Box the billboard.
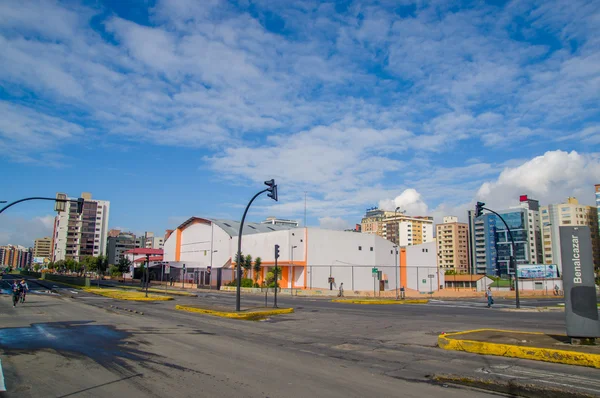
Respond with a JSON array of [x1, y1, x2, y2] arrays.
[[33, 257, 46, 265], [516, 264, 558, 279]]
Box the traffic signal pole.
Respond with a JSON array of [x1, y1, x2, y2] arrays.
[[0, 197, 75, 215], [235, 180, 278, 312], [476, 202, 521, 309]]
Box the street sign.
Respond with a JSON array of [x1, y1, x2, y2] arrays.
[[165, 265, 170, 274], [428, 274, 435, 278], [422, 279, 426, 284], [372, 267, 378, 275]]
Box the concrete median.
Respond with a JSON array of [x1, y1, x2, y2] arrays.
[[438, 329, 600, 369], [176, 305, 293, 320]]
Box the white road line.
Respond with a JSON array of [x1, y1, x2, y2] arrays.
[[0, 358, 6, 392], [481, 370, 600, 394]]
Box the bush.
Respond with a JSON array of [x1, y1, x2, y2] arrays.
[[109, 265, 122, 277], [227, 278, 254, 288]]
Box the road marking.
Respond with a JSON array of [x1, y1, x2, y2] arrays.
[[0, 358, 6, 392], [477, 369, 600, 394]]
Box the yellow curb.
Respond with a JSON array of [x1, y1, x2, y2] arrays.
[[85, 288, 174, 301], [175, 305, 294, 320], [331, 299, 429, 305], [438, 329, 600, 369]]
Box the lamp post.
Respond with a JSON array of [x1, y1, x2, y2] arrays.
[[475, 202, 521, 309], [394, 207, 405, 298], [393, 245, 399, 299], [291, 245, 297, 295]]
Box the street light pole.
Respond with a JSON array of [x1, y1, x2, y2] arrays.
[[394, 245, 399, 299]]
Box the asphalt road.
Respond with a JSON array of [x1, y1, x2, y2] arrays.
[[1, 275, 599, 397]]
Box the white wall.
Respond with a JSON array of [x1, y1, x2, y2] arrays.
[[405, 242, 442, 292], [163, 222, 232, 269]]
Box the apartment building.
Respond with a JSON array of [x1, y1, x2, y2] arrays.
[[135, 232, 164, 250], [469, 196, 542, 275], [361, 208, 395, 235], [596, 184, 600, 238], [436, 216, 469, 273], [0, 245, 32, 268], [107, 231, 136, 265], [540, 197, 600, 273], [52, 192, 110, 262], [33, 237, 52, 259], [361, 208, 433, 246]]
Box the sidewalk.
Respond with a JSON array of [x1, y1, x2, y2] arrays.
[[439, 329, 600, 369]]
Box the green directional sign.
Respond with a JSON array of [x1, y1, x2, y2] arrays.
[[372, 267, 378, 275]]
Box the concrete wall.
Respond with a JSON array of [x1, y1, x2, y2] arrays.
[[405, 242, 442, 292]]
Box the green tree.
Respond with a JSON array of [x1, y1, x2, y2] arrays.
[[264, 266, 282, 287], [108, 264, 121, 277], [97, 255, 108, 276], [444, 269, 457, 275], [117, 257, 132, 274], [253, 257, 262, 287], [65, 258, 79, 274], [243, 254, 252, 278], [82, 256, 98, 273], [33, 264, 41, 272]]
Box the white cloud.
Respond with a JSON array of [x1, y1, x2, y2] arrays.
[[476, 150, 600, 208], [378, 189, 429, 215], [318, 216, 351, 231], [0, 214, 55, 247]]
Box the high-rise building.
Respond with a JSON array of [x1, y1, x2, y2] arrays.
[[596, 184, 600, 240], [52, 192, 110, 262], [107, 232, 136, 265], [361, 208, 433, 246], [261, 217, 299, 227], [135, 232, 164, 250], [361, 208, 395, 235], [33, 237, 52, 259], [540, 197, 600, 274], [469, 196, 542, 275], [0, 245, 33, 268], [436, 216, 469, 273]]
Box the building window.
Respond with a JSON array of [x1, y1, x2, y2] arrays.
[[358, 246, 362, 251]]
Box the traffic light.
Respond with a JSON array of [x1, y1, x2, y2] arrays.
[[274, 244, 280, 259], [475, 201, 485, 218], [264, 179, 278, 201], [76, 197, 85, 214]]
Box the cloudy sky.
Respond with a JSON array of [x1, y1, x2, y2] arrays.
[[1, 0, 599, 245]]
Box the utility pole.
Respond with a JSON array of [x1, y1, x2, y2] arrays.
[[274, 244, 280, 308]]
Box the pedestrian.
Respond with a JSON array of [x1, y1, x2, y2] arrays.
[[338, 282, 344, 297], [486, 286, 494, 308], [554, 284, 560, 296]]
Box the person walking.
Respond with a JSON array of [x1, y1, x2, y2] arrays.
[[486, 286, 494, 308], [338, 282, 344, 297]]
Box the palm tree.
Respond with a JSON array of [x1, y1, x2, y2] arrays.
[[243, 254, 252, 279], [253, 257, 262, 286]]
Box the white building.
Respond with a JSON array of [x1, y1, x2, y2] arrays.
[[404, 241, 443, 293], [136, 232, 164, 250], [52, 192, 110, 262], [162, 217, 401, 292]]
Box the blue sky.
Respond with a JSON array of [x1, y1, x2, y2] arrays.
[[1, 0, 599, 246]]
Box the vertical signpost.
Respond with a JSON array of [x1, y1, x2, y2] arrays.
[[182, 264, 186, 289], [372, 267, 378, 297], [560, 226, 600, 342]]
